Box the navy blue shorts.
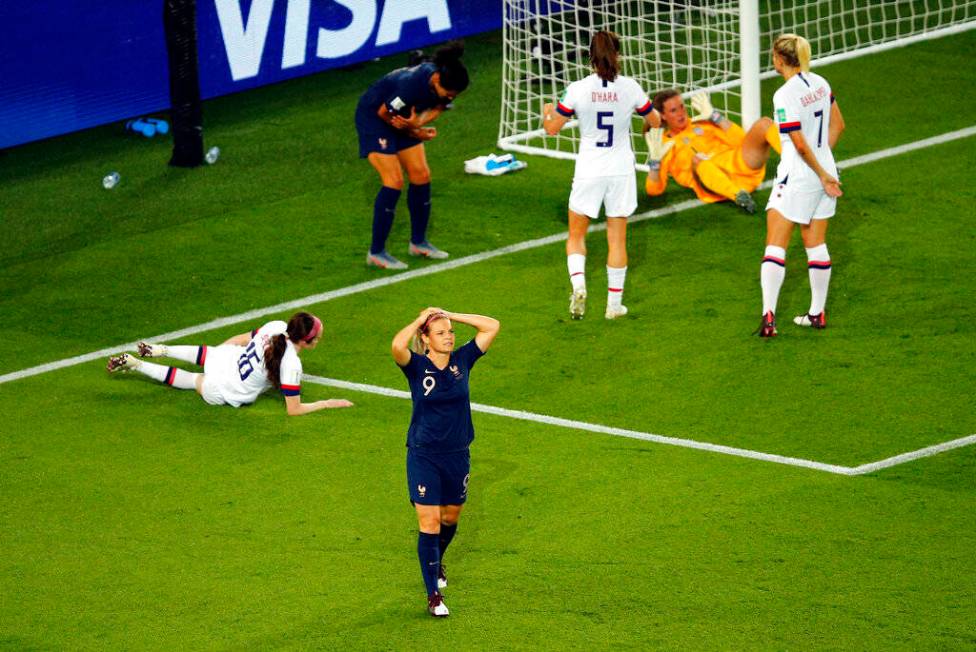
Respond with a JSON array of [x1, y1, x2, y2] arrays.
[[356, 116, 423, 159], [407, 448, 470, 506]]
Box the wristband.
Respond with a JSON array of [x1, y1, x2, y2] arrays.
[[710, 110, 723, 125]]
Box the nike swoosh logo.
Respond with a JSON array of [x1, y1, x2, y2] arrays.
[[425, 369, 437, 374]]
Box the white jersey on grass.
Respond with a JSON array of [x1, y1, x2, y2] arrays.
[[773, 71, 837, 191], [204, 320, 303, 407], [556, 73, 653, 179]]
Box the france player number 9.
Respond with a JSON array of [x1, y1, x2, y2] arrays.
[[422, 375, 436, 396]]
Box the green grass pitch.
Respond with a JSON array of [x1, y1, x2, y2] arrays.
[[2, 28, 975, 650]]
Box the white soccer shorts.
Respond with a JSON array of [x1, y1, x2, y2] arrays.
[[765, 182, 836, 225], [569, 174, 637, 219]]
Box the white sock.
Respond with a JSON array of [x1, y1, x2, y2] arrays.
[[761, 245, 787, 315], [567, 253, 586, 292], [607, 266, 627, 308], [165, 345, 209, 366], [135, 360, 199, 390], [805, 243, 831, 316]]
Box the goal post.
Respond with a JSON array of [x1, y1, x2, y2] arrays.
[[499, 0, 976, 169]]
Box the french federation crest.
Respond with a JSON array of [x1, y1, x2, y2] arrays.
[[417, 484, 427, 498], [378, 137, 388, 150], [449, 365, 462, 379]]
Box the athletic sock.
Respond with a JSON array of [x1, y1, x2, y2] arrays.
[[370, 186, 401, 254], [407, 183, 432, 245], [766, 121, 782, 155], [607, 265, 627, 308], [567, 253, 586, 292], [438, 523, 457, 558], [133, 360, 199, 390], [761, 245, 787, 315], [695, 158, 741, 201], [165, 345, 208, 366], [417, 531, 441, 596], [805, 243, 832, 315]]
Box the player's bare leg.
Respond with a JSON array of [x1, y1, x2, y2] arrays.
[[740, 117, 778, 169], [757, 209, 796, 337], [567, 210, 590, 319], [796, 218, 831, 328], [605, 216, 629, 319]]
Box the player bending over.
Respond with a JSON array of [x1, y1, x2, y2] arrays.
[[644, 90, 782, 213], [106, 311, 354, 415]]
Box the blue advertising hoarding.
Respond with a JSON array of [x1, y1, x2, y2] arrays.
[[0, 0, 503, 149]]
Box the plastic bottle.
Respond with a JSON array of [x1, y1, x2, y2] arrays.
[[126, 119, 156, 137], [102, 172, 120, 189], [205, 146, 220, 165], [145, 118, 169, 135]]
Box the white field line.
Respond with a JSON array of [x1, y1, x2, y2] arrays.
[[3, 125, 973, 388], [306, 375, 976, 476]]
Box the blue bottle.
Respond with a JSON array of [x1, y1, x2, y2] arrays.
[[126, 119, 156, 137], [145, 118, 169, 135]]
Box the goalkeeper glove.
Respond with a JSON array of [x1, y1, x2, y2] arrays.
[[644, 128, 674, 170], [690, 91, 723, 125]]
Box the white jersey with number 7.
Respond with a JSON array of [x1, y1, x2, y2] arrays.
[[773, 70, 838, 191]]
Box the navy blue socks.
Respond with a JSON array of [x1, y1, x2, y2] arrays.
[[438, 522, 457, 558], [370, 186, 401, 254], [417, 531, 440, 596], [407, 182, 431, 245]]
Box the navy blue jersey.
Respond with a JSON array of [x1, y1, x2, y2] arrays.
[[355, 63, 449, 131], [400, 339, 484, 453]]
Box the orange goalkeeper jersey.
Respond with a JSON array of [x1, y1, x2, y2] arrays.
[[645, 121, 765, 203]]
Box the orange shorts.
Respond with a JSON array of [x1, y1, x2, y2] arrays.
[[710, 147, 765, 193]]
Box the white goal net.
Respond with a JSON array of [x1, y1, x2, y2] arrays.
[[499, 0, 976, 169]]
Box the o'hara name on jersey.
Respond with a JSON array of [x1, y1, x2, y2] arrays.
[[591, 91, 619, 103], [800, 86, 828, 107]]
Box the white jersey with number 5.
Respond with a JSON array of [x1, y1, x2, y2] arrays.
[[556, 74, 654, 179], [773, 71, 837, 191]]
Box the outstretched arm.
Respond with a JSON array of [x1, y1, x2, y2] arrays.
[[444, 311, 500, 353], [284, 394, 353, 416]]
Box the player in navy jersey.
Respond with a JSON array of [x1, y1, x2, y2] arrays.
[[356, 42, 470, 271], [391, 307, 500, 617], [757, 34, 845, 337]]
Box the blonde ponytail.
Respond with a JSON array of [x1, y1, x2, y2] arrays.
[[773, 33, 812, 72]]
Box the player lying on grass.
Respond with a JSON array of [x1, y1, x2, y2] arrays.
[[643, 89, 782, 213], [106, 311, 354, 415]]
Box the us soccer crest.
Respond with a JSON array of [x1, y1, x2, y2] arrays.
[[417, 484, 426, 498]]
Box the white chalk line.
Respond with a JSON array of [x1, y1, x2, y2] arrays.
[[3, 126, 976, 475], [305, 375, 976, 477]]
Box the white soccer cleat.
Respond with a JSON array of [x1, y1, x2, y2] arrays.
[[605, 304, 629, 320], [106, 353, 137, 372], [409, 240, 450, 259], [427, 592, 449, 617], [437, 565, 448, 590], [793, 312, 827, 329], [136, 342, 166, 358], [569, 288, 587, 320], [366, 250, 408, 270]]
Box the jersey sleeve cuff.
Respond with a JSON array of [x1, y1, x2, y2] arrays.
[[778, 122, 801, 133], [281, 384, 301, 397], [636, 100, 654, 116], [555, 103, 574, 117]]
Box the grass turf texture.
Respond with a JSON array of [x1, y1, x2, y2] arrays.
[[2, 29, 976, 649]]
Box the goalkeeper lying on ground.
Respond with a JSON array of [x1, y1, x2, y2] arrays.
[[644, 90, 781, 213]]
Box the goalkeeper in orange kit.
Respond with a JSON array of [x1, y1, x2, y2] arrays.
[[644, 89, 782, 213]]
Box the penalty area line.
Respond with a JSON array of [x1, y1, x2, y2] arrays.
[[307, 375, 976, 476], [1, 124, 974, 390]]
